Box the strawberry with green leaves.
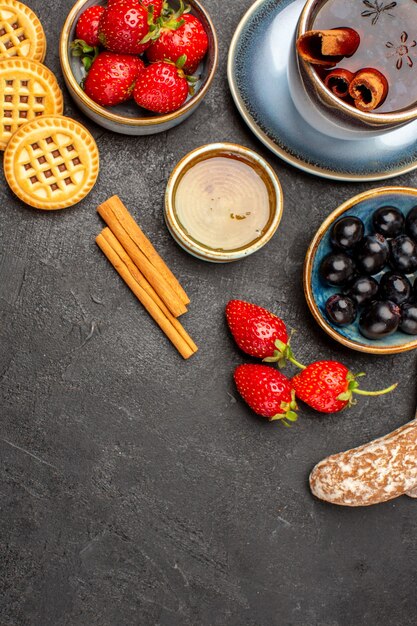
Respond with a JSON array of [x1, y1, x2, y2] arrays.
[[98, 0, 152, 55], [234, 364, 298, 426], [75, 5, 105, 46], [225, 300, 299, 368], [291, 360, 397, 414], [71, 38, 100, 72], [84, 51, 145, 107], [146, 5, 208, 74], [133, 56, 195, 113]]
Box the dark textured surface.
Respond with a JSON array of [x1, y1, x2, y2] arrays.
[[1, 1, 417, 625]]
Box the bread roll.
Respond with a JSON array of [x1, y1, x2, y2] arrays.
[[310, 419, 417, 506]]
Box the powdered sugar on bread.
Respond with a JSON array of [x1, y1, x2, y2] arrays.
[[310, 420, 417, 506]]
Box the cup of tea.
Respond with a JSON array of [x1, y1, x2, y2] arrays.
[[288, 0, 417, 140]]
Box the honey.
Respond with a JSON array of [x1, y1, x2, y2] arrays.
[[313, 0, 417, 112], [173, 153, 274, 252]]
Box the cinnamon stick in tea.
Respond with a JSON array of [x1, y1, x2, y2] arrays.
[[297, 28, 360, 67], [98, 195, 190, 306], [101, 228, 198, 354], [98, 200, 187, 318], [96, 231, 196, 360], [348, 67, 388, 111], [324, 68, 354, 98]]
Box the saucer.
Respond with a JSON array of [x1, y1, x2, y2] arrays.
[[227, 0, 417, 181]]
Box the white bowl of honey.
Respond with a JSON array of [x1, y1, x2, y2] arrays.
[[293, 0, 417, 139], [165, 143, 283, 263]]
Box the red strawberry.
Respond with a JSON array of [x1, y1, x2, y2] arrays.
[[75, 5, 105, 46], [141, 0, 163, 19], [146, 13, 208, 74], [133, 60, 189, 113], [234, 364, 298, 425], [225, 300, 299, 367], [98, 0, 151, 54], [291, 360, 397, 414], [84, 51, 145, 107], [107, 0, 163, 19]]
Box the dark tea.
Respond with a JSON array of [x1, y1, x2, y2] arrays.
[[313, 0, 417, 112]]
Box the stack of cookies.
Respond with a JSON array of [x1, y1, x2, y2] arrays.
[[0, 0, 99, 209]]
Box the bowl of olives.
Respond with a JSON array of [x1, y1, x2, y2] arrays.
[[304, 186, 417, 354]]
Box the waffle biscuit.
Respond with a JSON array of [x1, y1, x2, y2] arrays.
[[0, 58, 63, 150], [4, 115, 99, 210], [0, 0, 46, 62]]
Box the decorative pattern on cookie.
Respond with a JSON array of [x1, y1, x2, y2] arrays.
[[0, 0, 46, 62], [3, 115, 99, 210], [0, 58, 63, 150]]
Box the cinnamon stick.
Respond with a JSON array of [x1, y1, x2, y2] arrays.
[[324, 68, 354, 98], [98, 195, 190, 305], [97, 200, 187, 318], [297, 28, 360, 67], [101, 227, 198, 354], [96, 231, 196, 359], [348, 67, 388, 111]]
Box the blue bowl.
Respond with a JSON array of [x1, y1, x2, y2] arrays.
[[304, 187, 417, 354]]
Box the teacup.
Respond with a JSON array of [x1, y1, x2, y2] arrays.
[[289, 0, 417, 140]]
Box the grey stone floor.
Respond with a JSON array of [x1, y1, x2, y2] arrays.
[[1, 0, 417, 624]]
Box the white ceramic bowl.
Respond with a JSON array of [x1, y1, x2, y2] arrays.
[[59, 0, 218, 135], [165, 143, 283, 263], [293, 0, 417, 140]]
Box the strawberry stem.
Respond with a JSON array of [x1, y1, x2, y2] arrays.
[[169, 0, 189, 21], [176, 54, 187, 69], [263, 338, 305, 370], [139, 6, 162, 44], [353, 382, 398, 397], [288, 356, 306, 370], [270, 390, 298, 426], [337, 372, 397, 406], [70, 39, 99, 72], [142, 0, 189, 44]]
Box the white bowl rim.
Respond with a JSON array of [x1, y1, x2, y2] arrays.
[[298, 0, 417, 125], [59, 0, 218, 127], [164, 142, 284, 262]]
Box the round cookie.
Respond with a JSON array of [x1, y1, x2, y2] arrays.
[[4, 115, 100, 210], [0, 0, 46, 62], [0, 57, 63, 150]]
